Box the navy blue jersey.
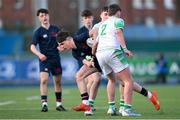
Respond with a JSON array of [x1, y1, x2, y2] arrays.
[[31, 25, 62, 75], [72, 26, 91, 59], [32, 25, 60, 57], [72, 26, 102, 72]]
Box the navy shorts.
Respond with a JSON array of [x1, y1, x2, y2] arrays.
[[39, 57, 62, 75]]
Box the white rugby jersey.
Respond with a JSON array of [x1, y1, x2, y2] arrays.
[[97, 16, 124, 52], [92, 22, 102, 30]]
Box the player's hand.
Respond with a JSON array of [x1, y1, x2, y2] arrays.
[[83, 58, 94, 67], [57, 43, 65, 52], [124, 49, 133, 58], [38, 53, 47, 61]]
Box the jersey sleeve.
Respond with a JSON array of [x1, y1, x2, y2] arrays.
[[73, 27, 89, 42], [31, 30, 39, 45], [92, 23, 100, 30], [73, 32, 89, 42], [114, 18, 124, 29]]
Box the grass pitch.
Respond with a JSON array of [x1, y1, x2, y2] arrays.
[[0, 85, 180, 119]]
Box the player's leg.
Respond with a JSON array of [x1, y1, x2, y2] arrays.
[[87, 72, 101, 111], [87, 57, 102, 111], [40, 72, 49, 112], [86, 77, 93, 94], [106, 72, 116, 115], [53, 75, 66, 111], [75, 65, 100, 111], [133, 82, 160, 110], [51, 58, 66, 111], [119, 81, 160, 110], [72, 65, 93, 115], [116, 68, 141, 116], [118, 82, 125, 114], [96, 50, 117, 115]]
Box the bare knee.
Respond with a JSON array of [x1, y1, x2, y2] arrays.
[[40, 78, 48, 85]]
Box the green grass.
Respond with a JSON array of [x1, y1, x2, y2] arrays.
[[0, 85, 180, 119]]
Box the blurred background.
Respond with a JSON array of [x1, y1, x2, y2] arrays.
[[0, 0, 179, 86]]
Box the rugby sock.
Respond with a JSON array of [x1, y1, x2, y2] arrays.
[[41, 95, 47, 106], [89, 99, 95, 108], [119, 99, 125, 108], [55, 92, 62, 107], [140, 87, 152, 98], [140, 87, 148, 97], [41, 95, 47, 102], [81, 92, 89, 105], [147, 91, 152, 98], [108, 101, 115, 109], [124, 104, 132, 110]]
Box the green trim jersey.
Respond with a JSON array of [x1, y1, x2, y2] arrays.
[[92, 22, 102, 30], [97, 16, 124, 52]]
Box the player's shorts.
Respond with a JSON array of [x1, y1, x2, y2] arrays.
[[93, 56, 102, 73], [96, 49, 129, 75], [39, 56, 62, 75]]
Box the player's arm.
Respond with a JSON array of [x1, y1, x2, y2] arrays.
[[115, 19, 133, 58], [90, 26, 99, 56], [30, 31, 47, 61], [91, 36, 98, 56], [30, 44, 47, 61]]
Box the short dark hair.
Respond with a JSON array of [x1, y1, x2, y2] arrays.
[[57, 31, 70, 43], [101, 6, 108, 13], [37, 8, 49, 16], [81, 9, 93, 17], [108, 4, 121, 16]]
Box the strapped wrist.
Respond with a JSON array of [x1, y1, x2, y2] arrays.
[[122, 47, 128, 51]]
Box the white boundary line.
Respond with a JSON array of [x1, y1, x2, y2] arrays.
[[0, 101, 15, 106], [26, 96, 39, 101]]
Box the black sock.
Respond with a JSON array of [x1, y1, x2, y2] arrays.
[[55, 92, 62, 102], [41, 95, 47, 102], [140, 87, 148, 97], [81, 92, 89, 100]]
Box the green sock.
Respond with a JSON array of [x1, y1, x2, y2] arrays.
[[89, 99, 94, 108], [124, 104, 132, 110], [119, 99, 124, 108], [108, 101, 115, 108]]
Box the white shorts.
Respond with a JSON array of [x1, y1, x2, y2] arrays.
[[96, 49, 129, 75]]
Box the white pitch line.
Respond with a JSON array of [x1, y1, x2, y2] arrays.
[[26, 96, 39, 101], [0, 101, 15, 106]]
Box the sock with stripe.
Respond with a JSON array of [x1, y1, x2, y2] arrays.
[[41, 95, 48, 106], [55, 92, 62, 107], [119, 99, 125, 109], [108, 101, 115, 109], [81, 92, 89, 105], [89, 99, 95, 108], [124, 104, 132, 110]]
